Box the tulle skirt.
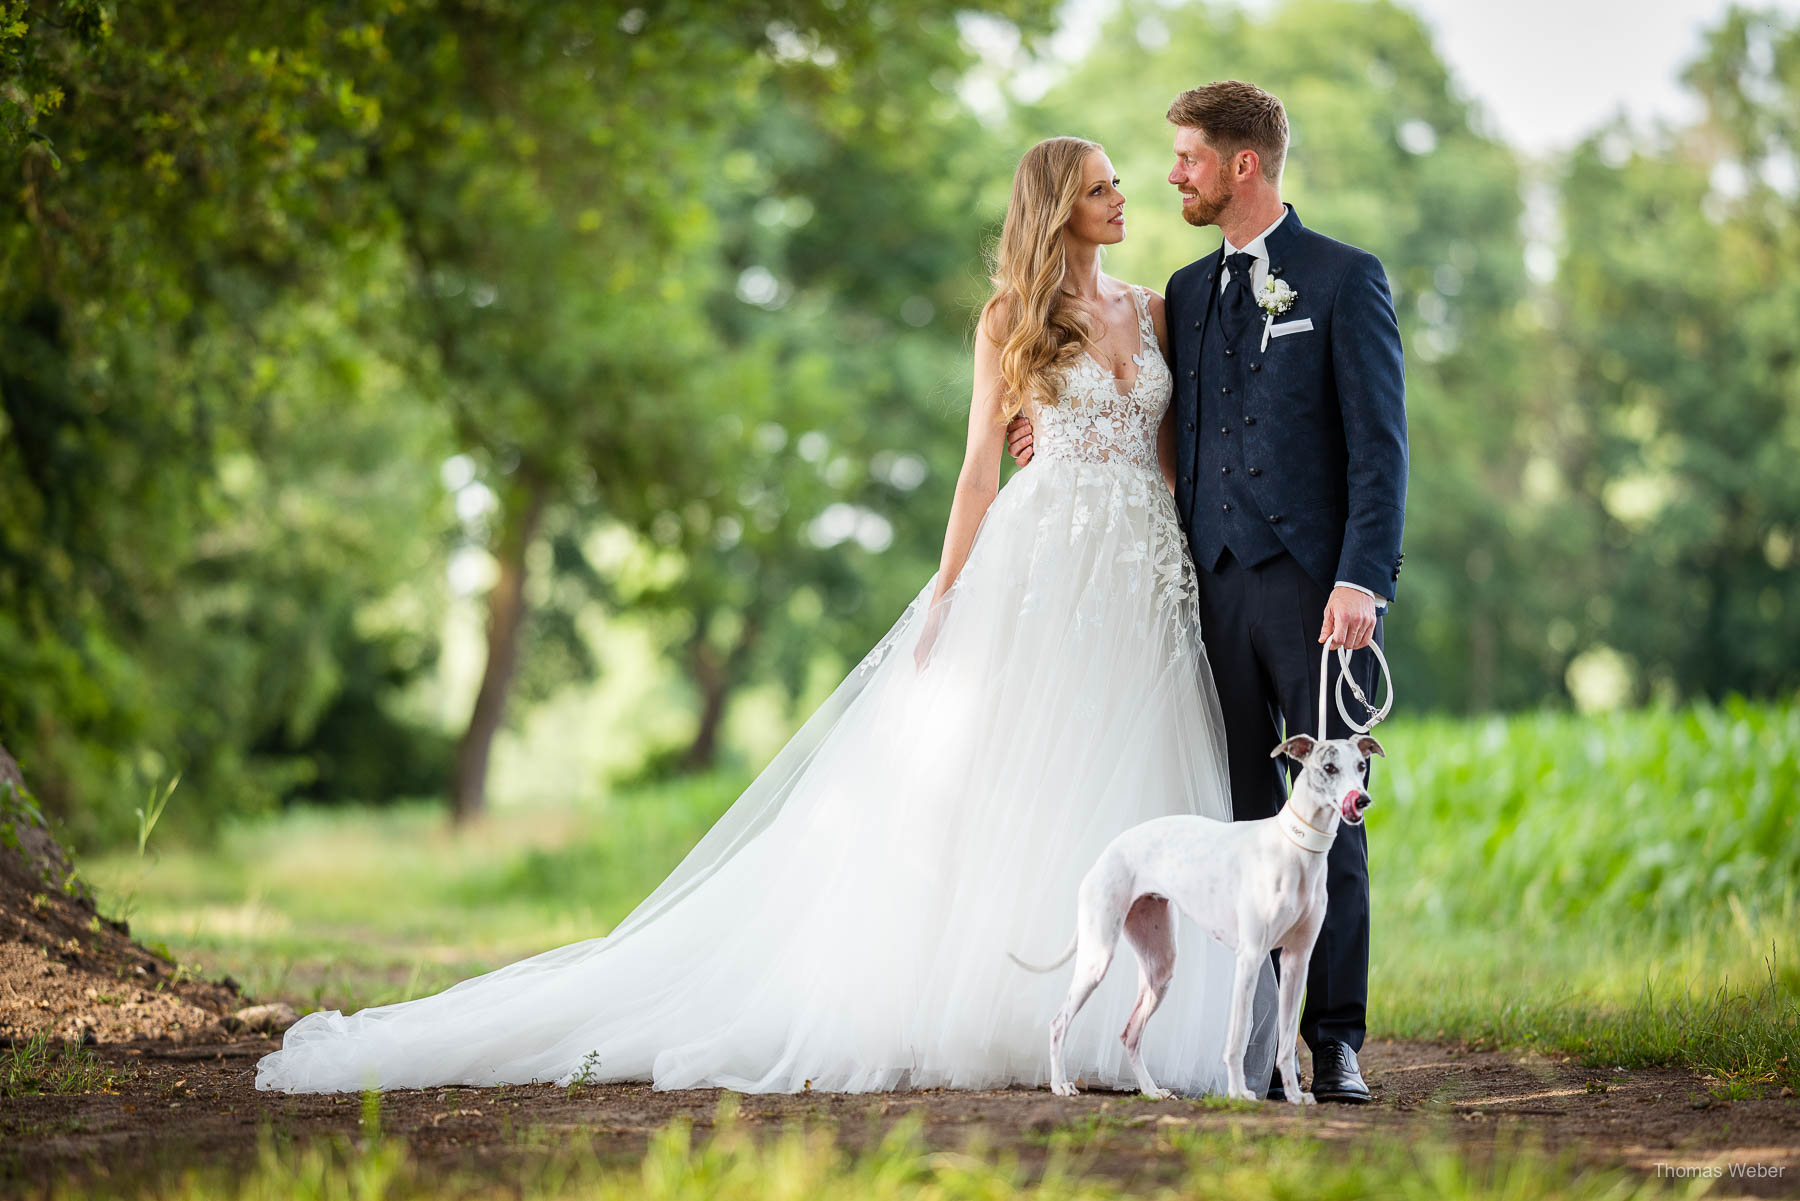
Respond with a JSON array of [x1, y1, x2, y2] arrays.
[[256, 458, 1277, 1095]]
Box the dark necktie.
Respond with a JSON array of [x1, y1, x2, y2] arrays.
[[1222, 250, 1257, 340]]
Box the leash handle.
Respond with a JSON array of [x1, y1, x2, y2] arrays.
[[1317, 640, 1393, 737]]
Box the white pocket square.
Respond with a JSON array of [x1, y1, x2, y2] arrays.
[[1269, 318, 1314, 337]]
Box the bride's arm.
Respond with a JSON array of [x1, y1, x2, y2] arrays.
[[928, 309, 1010, 608], [1148, 290, 1178, 495]]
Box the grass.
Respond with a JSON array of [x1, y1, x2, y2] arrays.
[[83, 772, 749, 1012], [79, 699, 1800, 1088], [40, 1094, 1686, 1201], [2, 1032, 127, 1097], [1367, 697, 1800, 1087]]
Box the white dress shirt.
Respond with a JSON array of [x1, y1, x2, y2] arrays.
[[1217, 209, 1386, 606], [1218, 208, 1288, 297]]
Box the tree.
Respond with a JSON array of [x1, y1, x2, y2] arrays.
[[2, 2, 456, 843], [610, 19, 1041, 770], [1544, 6, 1800, 702], [324, 1, 1055, 816]]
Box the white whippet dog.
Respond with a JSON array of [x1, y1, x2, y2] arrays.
[[1009, 732, 1383, 1102]]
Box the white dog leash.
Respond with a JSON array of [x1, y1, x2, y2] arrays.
[[1272, 641, 1395, 848], [1316, 639, 1393, 739]]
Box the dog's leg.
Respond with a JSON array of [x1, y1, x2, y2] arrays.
[[1048, 935, 1114, 1097], [1118, 894, 1177, 1099], [1048, 869, 1135, 1097], [1221, 946, 1264, 1101], [1273, 939, 1316, 1105]]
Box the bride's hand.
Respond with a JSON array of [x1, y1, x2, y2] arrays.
[[1006, 415, 1034, 466], [914, 595, 952, 671]]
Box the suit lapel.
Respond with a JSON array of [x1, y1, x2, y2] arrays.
[[1186, 244, 1225, 367], [1261, 202, 1302, 283], [1241, 204, 1304, 357]]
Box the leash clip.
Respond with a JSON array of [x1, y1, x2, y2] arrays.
[[1317, 641, 1393, 738]]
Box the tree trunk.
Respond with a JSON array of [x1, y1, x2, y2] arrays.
[[678, 615, 761, 772], [451, 473, 549, 823]]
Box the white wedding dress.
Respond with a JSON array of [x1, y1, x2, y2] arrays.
[[256, 284, 1277, 1096]]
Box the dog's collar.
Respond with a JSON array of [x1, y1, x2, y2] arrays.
[[1276, 802, 1335, 853]]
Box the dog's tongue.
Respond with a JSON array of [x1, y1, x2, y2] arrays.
[[1340, 791, 1363, 822]]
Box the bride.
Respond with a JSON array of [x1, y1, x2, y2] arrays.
[[256, 136, 1277, 1097]]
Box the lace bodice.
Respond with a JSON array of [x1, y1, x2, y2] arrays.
[[1026, 285, 1171, 471]]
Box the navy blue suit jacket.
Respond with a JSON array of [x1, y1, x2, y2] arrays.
[[1165, 204, 1408, 600]]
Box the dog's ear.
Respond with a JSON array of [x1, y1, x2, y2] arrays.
[[1355, 734, 1386, 759], [1270, 734, 1316, 761]]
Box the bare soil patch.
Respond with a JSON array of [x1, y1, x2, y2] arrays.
[[0, 747, 241, 1048], [3, 1034, 1796, 1197]]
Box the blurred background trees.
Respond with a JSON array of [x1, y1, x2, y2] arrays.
[[3, 0, 1796, 846]]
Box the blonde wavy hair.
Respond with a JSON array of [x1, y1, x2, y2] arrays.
[[979, 136, 1105, 422]]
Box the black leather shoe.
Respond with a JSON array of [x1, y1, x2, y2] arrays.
[[1308, 1040, 1371, 1103]]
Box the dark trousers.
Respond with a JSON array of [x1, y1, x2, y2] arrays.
[[1194, 548, 1377, 1060]]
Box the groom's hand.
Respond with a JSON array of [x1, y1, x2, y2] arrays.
[[1319, 586, 1378, 650], [1005, 414, 1034, 466]]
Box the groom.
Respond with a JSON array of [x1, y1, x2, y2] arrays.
[[1009, 81, 1408, 1103], [1160, 79, 1406, 1103]]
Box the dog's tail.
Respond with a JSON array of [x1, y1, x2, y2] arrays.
[[1007, 933, 1078, 974]]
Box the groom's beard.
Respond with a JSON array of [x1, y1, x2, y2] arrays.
[[1181, 168, 1233, 228]]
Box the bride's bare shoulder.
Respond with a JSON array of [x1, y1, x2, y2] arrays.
[[1112, 279, 1166, 326], [978, 293, 1014, 345], [1105, 276, 1163, 306]]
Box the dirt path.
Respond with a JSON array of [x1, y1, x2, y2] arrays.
[[4, 1035, 1797, 1197]]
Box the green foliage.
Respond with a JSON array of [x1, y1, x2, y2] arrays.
[[1541, 7, 1800, 704], [1, 4, 459, 843], [0, 772, 47, 856], [1377, 698, 1799, 936], [134, 773, 178, 857], [4, 0, 1799, 845]]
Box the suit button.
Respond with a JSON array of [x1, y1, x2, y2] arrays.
[[1244, 416, 1256, 426], [1224, 348, 1235, 357], [1185, 422, 1195, 431], [1250, 362, 1261, 372], [1193, 321, 1201, 330], [1248, 467, 1261, 477], [1269, 514, 1283, 524], [1221, 386, 1231, 395], [1222, 503, 1232, 512], [1181, 475, 1191, 485], [1219, 426, 1229, 435], [1187, 369, 1196, 379], [1220, 466, 1231, 475]]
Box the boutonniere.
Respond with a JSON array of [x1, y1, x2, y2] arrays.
[[1256, 275, 1297, 351]]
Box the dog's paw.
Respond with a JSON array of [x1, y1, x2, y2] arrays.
[[1232, 1087, 1259, 1102], [1296, 1091, 1316, 1105], [1050, 1081, 1079, 1097], [1141, 1087, 1175, 1101]]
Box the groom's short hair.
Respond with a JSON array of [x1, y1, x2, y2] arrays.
[[1167, 82, 1288, 183]]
